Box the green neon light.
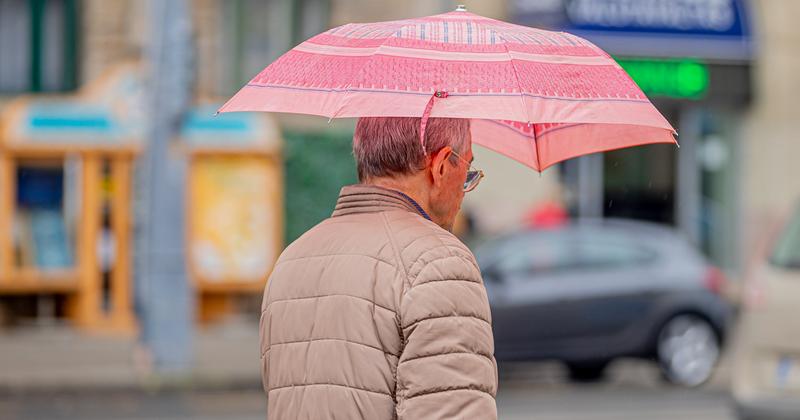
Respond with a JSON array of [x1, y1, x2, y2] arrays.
[[616, 57, 710, 100]]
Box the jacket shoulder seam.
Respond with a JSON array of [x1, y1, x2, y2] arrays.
[[380, 213, 408, 280], [380, 212, 409, 384]]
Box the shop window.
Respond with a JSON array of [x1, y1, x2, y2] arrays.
[[697, 110, 741, 272], [602, 143, 677, 224], [13, 159, 78, 270], [0, 0, 79, 93], [602, 106, 679, 224]]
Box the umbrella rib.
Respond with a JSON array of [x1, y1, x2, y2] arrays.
[[494, 32, 541, 172]]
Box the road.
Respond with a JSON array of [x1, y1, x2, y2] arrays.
[[0, 360, 736, 420], [496, 359, 734, 420]]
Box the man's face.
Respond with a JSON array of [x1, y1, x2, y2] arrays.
[[428, 140, 473, 232]]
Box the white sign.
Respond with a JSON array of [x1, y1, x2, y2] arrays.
[[566, 0, 736, 31]]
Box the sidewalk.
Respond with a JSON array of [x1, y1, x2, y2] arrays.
[[0, 317, 733, 393], [0, 318, 262, 392]]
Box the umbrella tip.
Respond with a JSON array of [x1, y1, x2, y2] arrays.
[[455, 4, 467, 12]]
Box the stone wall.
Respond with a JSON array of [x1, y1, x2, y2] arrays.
[[80, 0, 142, 85]]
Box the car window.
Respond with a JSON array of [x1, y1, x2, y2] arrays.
[[576, 241, 655, 269], [495, 235, 578, 275], [772, 206, 800, 269], [493, 232, 655, 277]]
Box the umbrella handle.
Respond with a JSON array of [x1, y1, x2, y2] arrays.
[[419, 90, 448, 156]]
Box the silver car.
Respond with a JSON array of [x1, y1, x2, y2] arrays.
[[475, 219, 732, 387]]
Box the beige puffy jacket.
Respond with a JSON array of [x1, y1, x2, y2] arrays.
[[260, 184, 497, 419]]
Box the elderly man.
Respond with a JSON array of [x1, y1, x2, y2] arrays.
[[259, 117, 497, 419]]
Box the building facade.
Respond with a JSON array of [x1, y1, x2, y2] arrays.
[[509, 0, 799, 284], [1, 0, 798, 329]]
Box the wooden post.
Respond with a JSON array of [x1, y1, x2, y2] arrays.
[[73, 154, 102, 328], [0, 154, 14, 281], [108, 156, 135, 331]]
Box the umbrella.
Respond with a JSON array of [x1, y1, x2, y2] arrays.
[[218, 6, 676, 172]]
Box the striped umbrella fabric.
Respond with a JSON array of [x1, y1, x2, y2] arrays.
[[219, 8, 676, 171]]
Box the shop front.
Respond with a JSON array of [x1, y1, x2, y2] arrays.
[[512, 0, 754, 272], [0, 64, 284, 331]]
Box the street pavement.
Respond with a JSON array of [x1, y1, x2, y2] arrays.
[[0, 319, 262, 390], [0, 318, 737, 419], [497, 361, 734, 420], [0, 360, 736, 420]]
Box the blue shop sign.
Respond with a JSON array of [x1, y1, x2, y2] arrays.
[[181, 105, 266, 146], [512, 0, 754, 61], [19, 103, 134, 143]]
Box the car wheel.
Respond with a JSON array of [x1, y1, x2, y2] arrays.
[[566, 361, 609, 382], [657, 314, 720, 387]]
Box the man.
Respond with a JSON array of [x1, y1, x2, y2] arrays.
[[260, 117, 497, 419]]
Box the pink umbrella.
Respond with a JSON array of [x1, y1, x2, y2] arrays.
[[218, 6, 676, 172]]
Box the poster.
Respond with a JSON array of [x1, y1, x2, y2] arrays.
[[189, 156, 280, 282]]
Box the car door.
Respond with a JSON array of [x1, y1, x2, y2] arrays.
[[553, 232, 658, 343], [487, 232, 586, 359], [487, 229, 658, 360]]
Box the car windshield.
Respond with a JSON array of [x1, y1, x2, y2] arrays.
[[771, 205, 800, 269]]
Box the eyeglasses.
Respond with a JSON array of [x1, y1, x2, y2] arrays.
[[450, 150, 485, 193]]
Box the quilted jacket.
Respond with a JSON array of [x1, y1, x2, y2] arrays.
[[260, 184, 498, 419]]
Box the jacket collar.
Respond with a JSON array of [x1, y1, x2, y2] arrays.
[[332, 184, 428, 219]]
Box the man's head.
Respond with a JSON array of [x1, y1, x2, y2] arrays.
[[353, 117, 473, 231]]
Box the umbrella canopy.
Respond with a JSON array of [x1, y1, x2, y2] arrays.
[[219, 7, 676, 171]]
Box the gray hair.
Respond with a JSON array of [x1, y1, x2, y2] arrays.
[[353, 117, 470, 181]]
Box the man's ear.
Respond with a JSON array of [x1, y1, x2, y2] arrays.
[[429, 146, 452, 186]]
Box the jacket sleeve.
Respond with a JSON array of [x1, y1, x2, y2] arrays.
[[395, 253, 498, 420]]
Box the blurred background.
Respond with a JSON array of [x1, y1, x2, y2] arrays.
[[0, 0, 798, 419]]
